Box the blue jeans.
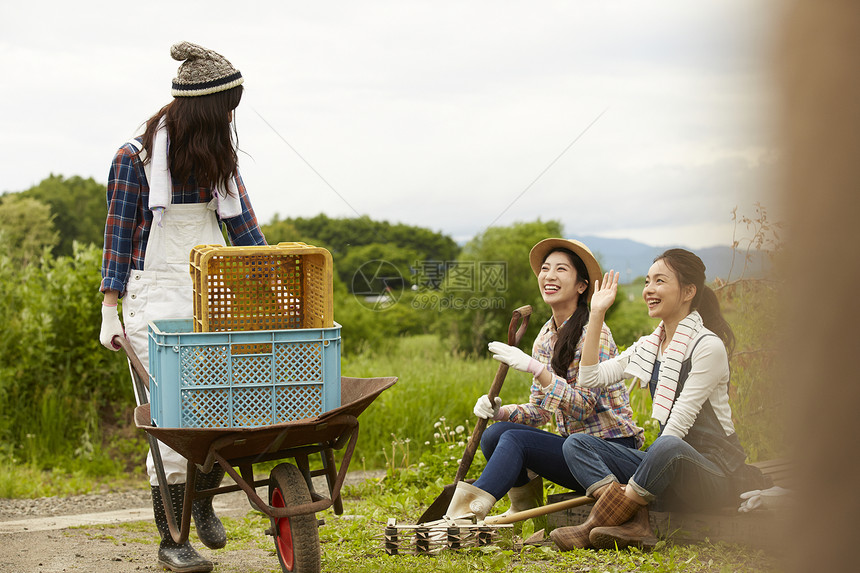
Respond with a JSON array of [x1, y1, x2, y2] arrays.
[[562, 433, 736, 511], [472, 422, 637, 500]]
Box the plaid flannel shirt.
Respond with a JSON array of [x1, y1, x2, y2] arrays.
[[100, 140, 266, 295], [502, 317, 644, 448]]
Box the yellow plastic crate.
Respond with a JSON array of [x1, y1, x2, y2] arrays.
[[190, 242, 333, 332]]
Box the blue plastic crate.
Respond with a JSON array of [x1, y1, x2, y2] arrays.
[[148, 319, 341, 428]]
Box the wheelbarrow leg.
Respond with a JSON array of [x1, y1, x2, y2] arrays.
[[322, 448, 344, 515], [294, 454, 317, 499], [148, 434, 193, 545]]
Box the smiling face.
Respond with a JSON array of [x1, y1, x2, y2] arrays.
[[538, 250, 587, 315], [643, 259, 696, 324]]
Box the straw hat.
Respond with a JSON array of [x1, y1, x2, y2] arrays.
[[528, 238, 602, 301]]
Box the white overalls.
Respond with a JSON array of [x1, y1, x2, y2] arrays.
[[123, 199, 225, 485]]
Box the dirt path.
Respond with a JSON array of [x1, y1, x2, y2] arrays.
[[0, 471, 384, 573]]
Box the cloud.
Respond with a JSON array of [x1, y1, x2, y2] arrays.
[[0, 0, 783, 249]]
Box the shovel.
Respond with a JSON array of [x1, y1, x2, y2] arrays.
[[484, 494, 594, 525], [416, 304, 533, 524]]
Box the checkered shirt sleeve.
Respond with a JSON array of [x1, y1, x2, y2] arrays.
[[100, 141, 266, 295]]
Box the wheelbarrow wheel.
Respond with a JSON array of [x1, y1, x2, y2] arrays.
[[269, 463, 320, 573]]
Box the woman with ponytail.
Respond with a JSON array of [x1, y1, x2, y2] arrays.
[[550, 249, 768, 552], [431, 239, 643, 526]]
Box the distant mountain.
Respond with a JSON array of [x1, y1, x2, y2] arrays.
[[570, 235, 769, 284]]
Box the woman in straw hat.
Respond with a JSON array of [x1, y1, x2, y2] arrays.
[[98, 42, 266, 572], [435, 238, 644, 526], [550, 249, 769, 552]]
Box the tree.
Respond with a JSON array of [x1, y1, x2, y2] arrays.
[[262, 213, 461, 293], [259, 216, 319, 248], [433, 219, 564, 354], [338, 242, 421, 292], [273, 213, 460, 262], [0, 195, 59, 265], [10, 175, 107, 257]]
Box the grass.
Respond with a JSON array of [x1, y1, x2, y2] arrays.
[[77, 476, 781, 573], [321, 477, 781, 572], [0, 461, 146, 498]]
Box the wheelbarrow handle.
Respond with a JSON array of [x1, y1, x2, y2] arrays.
[[453, 305, 532, 484], [115, 336, 150, 406]]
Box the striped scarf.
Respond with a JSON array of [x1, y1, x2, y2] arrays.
[[625, 311, 704, 424]]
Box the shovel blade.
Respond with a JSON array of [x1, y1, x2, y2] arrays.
[[416, 484, 455, 524]]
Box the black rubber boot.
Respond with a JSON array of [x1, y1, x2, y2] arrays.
[[191, 466, 227, 549], [151, 484, 213, 573]]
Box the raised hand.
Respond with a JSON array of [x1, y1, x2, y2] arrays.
[[590, 271, 619, 314]]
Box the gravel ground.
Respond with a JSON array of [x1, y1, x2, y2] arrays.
[[0, 470, 385, 573], [0, 489, 155, 521]]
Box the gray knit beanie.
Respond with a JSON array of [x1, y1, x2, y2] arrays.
[[170, 41, 244, 97]]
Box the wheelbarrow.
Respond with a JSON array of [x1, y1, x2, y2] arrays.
[[117, 336, 396, 573]]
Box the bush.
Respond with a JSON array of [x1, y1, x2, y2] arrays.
[[718, 279, 784, 461], [0, 243, 133, 473]]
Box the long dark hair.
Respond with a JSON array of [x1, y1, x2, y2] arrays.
[[655, 248, 735, 355], [139, 85, 243, 192], [546, 248, 592, 377]]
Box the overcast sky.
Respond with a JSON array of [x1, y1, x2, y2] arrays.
[[1, 0, 784, 249]]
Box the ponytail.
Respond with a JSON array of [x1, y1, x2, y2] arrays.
[[695, 285, 735, 356]]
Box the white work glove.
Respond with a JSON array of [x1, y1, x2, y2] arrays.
[[737, 490, 762, 513], [488, 341, 545, 377], [99, 303, 125, 351], [473, 395, 503, 420], [738, 486, 790, 512]]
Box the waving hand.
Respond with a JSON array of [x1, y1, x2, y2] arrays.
[[590, 271, 620, 314]]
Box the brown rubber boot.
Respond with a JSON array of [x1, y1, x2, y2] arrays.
[[549, 482, 640, 551], [589, 504, 659, 550]]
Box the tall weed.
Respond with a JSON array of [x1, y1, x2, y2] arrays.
[[0, 243, 132, 475]]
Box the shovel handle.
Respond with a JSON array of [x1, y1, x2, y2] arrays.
[[484, 494, 595, 525], [453, 305, 532, 484]]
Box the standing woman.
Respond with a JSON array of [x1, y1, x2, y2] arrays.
[[439, 239, 643, 523], [551, 249, 768, 551], [98, 42, 266, 572]]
